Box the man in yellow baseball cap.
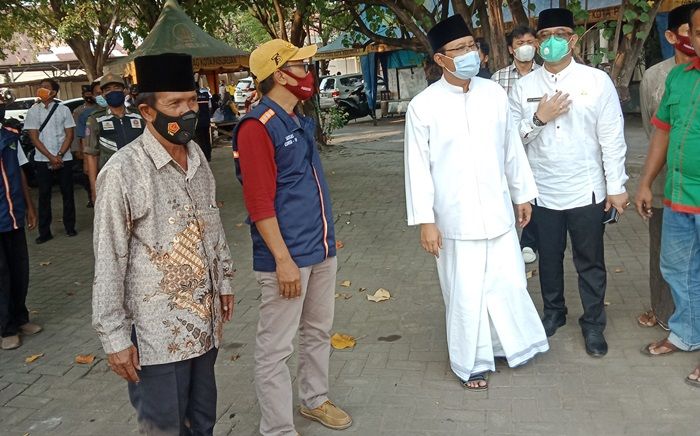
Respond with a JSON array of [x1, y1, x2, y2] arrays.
[[233, 39, 352, 435]]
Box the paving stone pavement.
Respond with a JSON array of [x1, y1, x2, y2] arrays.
[[1, 114, 698, 436]]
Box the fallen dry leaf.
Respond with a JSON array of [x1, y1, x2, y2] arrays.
[[340, 280, 351, 288], [358, 287, 367, 293], [614, 268, 624, 273], [526, 269, 538, 279], [39, 261, 51, 267], [604, 301, 611, 306], [331, 333, 356, 350], [367, 288, 391, 302], [335, 292, 352, 300], [336, 240, 345, 249], [230, 354, 240, 361], [75, 354, 95, 364], [235, 223, 244, 228], [25, 353, 44, 364]]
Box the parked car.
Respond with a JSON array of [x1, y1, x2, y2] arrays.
[[4, 97, 40, 122], [319, 74, 387, 109], [61, 97, 86, 113], [233, 78, 254, 107]]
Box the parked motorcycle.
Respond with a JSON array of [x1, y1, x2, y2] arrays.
[[334, 84, 374, 121]]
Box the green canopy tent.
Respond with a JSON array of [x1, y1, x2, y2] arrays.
[[107, 0, 249, 85]]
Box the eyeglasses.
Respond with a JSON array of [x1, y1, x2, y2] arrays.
[[442, 43, 478, 56], [283, 63, 312, 73], [537, 30, 573, 40]]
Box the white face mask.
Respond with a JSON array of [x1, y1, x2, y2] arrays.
[[513, 44, 536, 62]]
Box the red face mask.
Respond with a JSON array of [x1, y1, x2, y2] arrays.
[[674, 34, 697, 57], [281, 70, 315, 101]]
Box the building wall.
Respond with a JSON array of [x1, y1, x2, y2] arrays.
[[387, 67, 427, 100]]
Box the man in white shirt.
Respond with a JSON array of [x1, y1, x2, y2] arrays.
[[24, 79, 77, 244], [509, 8, 629, 357], [491, 25, 542, 265], [405, 15, 548, 391]]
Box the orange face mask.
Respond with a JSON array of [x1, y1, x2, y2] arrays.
[[36, 88, 51, 100]]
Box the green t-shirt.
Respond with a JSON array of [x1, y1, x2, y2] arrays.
[[653, 59, 700, 213]]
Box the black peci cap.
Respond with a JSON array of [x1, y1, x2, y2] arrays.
[[427, 15, 472, 53], [135, 53, 196, 93], [668, 3, 696, 32], [537, 8, 575, 32]]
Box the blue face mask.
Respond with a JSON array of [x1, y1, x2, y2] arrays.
[[95, 95, 108, 108], [539, 36, 572, 63], [445, 50, 480, 80], [105, 91, 126, 108]]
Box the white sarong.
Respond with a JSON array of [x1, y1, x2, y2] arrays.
[[436, 227, 549, 381]]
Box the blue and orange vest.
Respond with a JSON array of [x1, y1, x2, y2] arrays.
[[0, 123, 26, 232], [232, 96, 336, 272]]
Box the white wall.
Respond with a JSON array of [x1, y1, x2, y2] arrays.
[[387, 67, 427, 100], [327, 57, 360, 75]]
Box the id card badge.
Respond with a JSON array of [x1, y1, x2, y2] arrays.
[[130, 118, 142, 129]]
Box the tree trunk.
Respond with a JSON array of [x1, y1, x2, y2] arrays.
[[66, 38, 99, 81], [507, 0, 530, 26], [289, 0, 309, 46], [272, 0, 289, 41], [610, 0, 663, 101], [485, 0, 510, 71]]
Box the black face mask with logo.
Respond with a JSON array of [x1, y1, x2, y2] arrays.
[[152, 109, 198, 145]]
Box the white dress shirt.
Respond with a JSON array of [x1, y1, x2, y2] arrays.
[[404, 76, 538, 240], [24, 100, 76, 162], [509, 60, 628, 210]]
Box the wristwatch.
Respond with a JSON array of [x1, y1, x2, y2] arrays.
[[532, 113, 547, 127], [57, 151, 65, 157]]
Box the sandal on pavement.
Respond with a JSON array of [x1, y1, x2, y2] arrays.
[[460, 372, 488, 392], [637, 310, 657, 328], [685, 366, 700, 388], [641, 338, 680, 356]]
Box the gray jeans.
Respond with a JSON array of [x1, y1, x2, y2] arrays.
[[254, 256, 337, 436]]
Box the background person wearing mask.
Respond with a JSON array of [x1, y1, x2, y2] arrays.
[[0, 98, 40, 350], [509, 8, 629, 357], [24, 79, 76, 244], [72, 83, 100, 208], [634, 3, 697, 332], [84, 74, 144, 204], [491, 25, 542, 265]]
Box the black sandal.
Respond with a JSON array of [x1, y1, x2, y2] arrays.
[[460, 372, 488, 391]]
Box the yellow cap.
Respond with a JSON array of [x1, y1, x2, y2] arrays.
[[100, 73, 125, 88], [250, 39, 317, 81]]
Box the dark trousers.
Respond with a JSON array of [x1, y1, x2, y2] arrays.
[[195, 125, 211, 162], [534, 201, 607, 332], [520, 219, 538, 251], [0, 228, 30, 337], [650, 207, 674, 327], [128, 348, 219, 436], [35, 160, 76, 238], [73, 158, 92, 200]]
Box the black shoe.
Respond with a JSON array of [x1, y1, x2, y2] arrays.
[[35, 234, 53, 244], [66, 230, 78, 237], [542, 313, 566, 337], [583, 330, 608, 357]]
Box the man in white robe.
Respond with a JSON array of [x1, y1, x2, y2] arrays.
[[404, 15, 549, 390]]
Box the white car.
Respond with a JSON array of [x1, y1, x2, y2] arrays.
[[233, 78, 254, 107], [4, 97, 40, 122]]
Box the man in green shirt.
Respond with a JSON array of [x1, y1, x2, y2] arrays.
[[635, 3, 700, 387]]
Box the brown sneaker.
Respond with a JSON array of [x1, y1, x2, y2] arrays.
[[299, 400, 352, 430], [19, 322, 43, 335], [1, 335, 21, 350]]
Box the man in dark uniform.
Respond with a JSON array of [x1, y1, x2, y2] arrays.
[[84, 73, 145, 203], [195, 87, 212, 161], [0, 105, 40, 350]]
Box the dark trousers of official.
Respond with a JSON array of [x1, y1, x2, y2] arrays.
[[195, 125, 211, 162], [534, 201, 607, 333], [0, 229, 30, 337], [649, 207, 674, 327], [128, 347, 218, 436], [35, 160, 75, 238], [520, 219, 538, 251]]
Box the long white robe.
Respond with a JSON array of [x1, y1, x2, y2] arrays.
[[404, 76, 549, 380]]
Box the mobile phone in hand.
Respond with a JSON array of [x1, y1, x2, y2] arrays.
[[602, 208, 619, 224]]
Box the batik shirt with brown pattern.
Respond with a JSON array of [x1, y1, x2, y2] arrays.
[[92, 128, 234, 366]]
